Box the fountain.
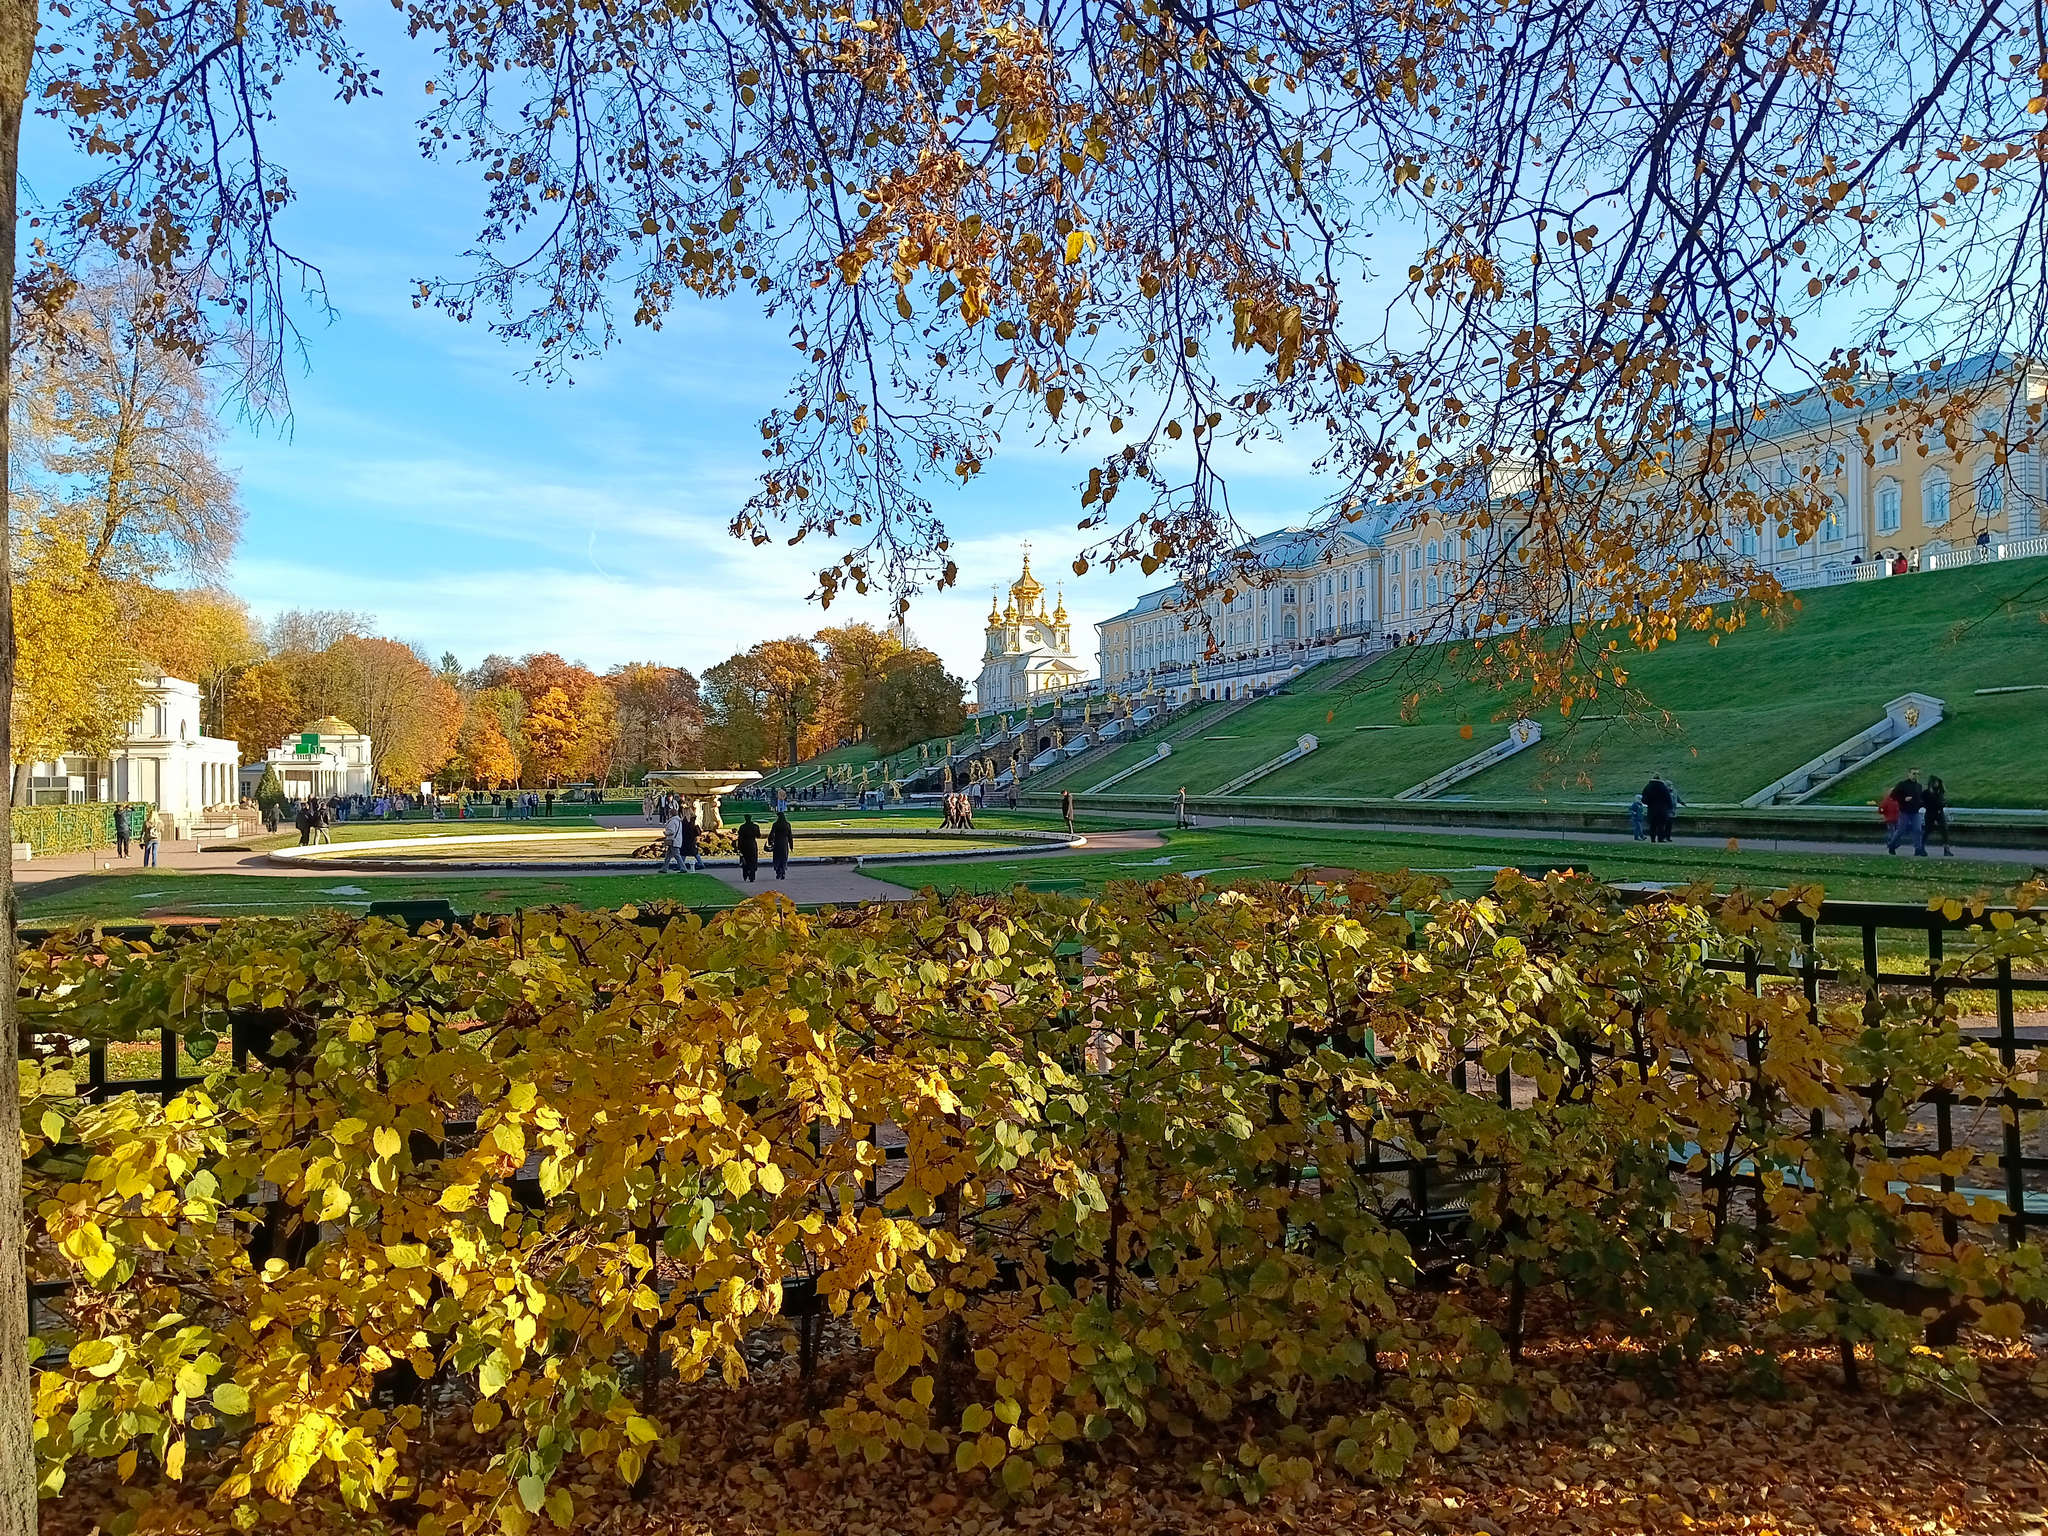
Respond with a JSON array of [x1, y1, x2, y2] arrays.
[[641, 769, 762, 831]]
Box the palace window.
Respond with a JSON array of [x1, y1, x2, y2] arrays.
[[1426, 540, 1437, 564], [1922, 471, 1950, 526], [1427, 575, 1440, 605], [1977, 461, 2006, 516], [1876, 436, 1899, 464], [1822, 495, 1847, 543], [1876, 478, 1902, 533], [1411, 577, 1422, 607]]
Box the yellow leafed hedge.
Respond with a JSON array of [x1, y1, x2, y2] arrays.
[[17, 873, 2048, 1530], [8, 801, 151, 856]]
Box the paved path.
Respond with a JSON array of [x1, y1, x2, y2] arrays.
[[15, 827, 1171, 903], [1085, 809, 2048, 867]]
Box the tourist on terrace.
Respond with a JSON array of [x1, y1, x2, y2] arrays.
[[1886, 770, 1928, 857], [768, 811, 795, 879]]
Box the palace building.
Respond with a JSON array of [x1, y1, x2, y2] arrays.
[[1095, 353, 2048, 706], [974, 554, 1089, 713]]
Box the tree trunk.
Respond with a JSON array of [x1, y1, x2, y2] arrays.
[[0, 3, 45, 1532]]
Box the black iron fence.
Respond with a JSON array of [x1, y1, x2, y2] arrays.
[[17, 892, 2046, 1346]]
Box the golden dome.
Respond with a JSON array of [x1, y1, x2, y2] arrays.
[[304, 716, 358, 737], [987, 588, 1002, 626], [1009, 552, 1045, 614], [1052, 585, 1068, 624]]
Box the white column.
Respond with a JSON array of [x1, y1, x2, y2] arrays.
[[1846, 435, 1868, 558]]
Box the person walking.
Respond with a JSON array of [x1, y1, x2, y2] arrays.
[[737, 814, 763, 882], [295, 800, 314, 847], [1628, 794, 1647, 841], [1641, 775, 1676, 843], [1175, 786, 1190, 830], [679, 814, 702, 872], [1887, 770, 1928, 856], [1925, 774, 1954, 856], [141, 809, 163, 868], [1061, 789, 1075, 836], [661, 807, 687, 872], [768, 811, 794, 880], [114, 804, 132, 859]]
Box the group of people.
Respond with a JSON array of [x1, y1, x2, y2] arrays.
[[730, 812, 793, 882], [658, 803, 795, 881], [940, 792, 977, 830], [1881, 770, 1953, 856], [110, 804, 167, 866], [1628, 775, 1685, 842]]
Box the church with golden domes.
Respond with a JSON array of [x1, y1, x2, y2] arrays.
[[974, 553, 1089, 714]]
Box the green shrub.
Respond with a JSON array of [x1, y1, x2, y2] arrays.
[[6, 802, 152, 856]]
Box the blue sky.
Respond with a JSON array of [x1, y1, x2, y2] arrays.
[[28, 14, 1325, 685]]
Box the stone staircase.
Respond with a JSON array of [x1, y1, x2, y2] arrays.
[[1303, 642, 1393, 693], [1741, 693, 1945, 808]]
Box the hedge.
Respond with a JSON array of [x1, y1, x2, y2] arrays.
[[6, 802, 153, 856], [14, 876, 2048, 1526]]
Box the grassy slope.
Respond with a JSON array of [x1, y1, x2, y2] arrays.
[[870, 823, 2036, 904], [1815, 685, 2048, 808], [1112, 659, 1491, 796], [1116, 561, 2048, 805], [1455, 563, 2048, 805]]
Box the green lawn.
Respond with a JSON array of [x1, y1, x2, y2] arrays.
[[19, 869, 740, 926], [1100, 561, 2048, 806], [869, 824, 2039, 904]]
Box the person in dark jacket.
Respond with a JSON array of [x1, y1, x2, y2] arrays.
[[1924, 775, 1953, 856], [768, 811, 794, 880], [1061, 790, 1075, 836], [737, 815, 763, 881], [295, 801, 315, 846], [1888, 771, 1927, 856], [1641, 775, 1676, 843], [114, 804, 132, 858], [679, 814, 702, 872]]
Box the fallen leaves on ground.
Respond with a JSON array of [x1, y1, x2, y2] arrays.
[[47, 1336, 2048, 1536]]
